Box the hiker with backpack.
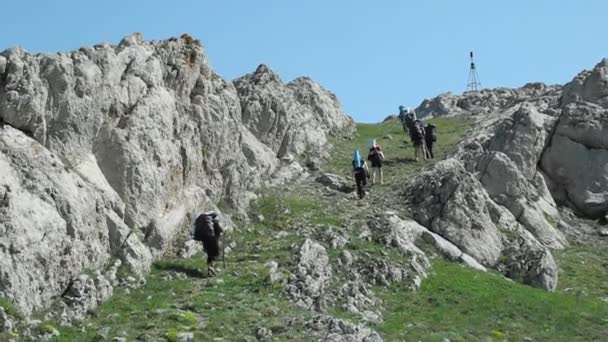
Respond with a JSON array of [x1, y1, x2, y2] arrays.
[[352, 150, 370, 199], [411, 120, 428, 162], [424, 123, 437, 159], [399, 106, 416, 136], [367, 140, 385, 185], [193, 212, 224, 276]]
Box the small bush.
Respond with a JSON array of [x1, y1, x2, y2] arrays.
[[40, 323, 56, 334], [0, 297, 22, 320], [180, 311, 197, 326], [166, 328, 178, 342]]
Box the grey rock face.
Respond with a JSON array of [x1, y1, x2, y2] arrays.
[[405, 159, 558, 290], [0, 307, 16, 333], [315, 172, 355, 193], [306, 315, 382, 342], [542, 59, 608, 218], [0, 34, 353, 316], [415, 83, 561, 119], [234, 65, 354, 159], [403, 60, 608, 289], [285, 239, 332, 311]]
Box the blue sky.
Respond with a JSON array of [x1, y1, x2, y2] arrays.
[[2, 1, 607, 122]]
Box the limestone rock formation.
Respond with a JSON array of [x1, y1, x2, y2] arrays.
[[234, 64, 354, 160], [415, 83, 561, 118], [0, 33, 353, 316], [542, 59, 608, 219], [403, 58, 608, 290], [285, 239, 332, 311]]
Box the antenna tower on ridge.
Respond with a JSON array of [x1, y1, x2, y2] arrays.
[[466, 51, 482, 92]]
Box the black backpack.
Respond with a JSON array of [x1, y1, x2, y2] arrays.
[[368, 148, 381, 162], [411, 121, 425, 141], [193, 213, 216, 241], [425, 124, 437, 142]]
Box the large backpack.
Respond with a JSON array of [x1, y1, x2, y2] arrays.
[[193, 213, 216, 241], [410, 120, 425, 141], [425, 124, 437, 142], [368, 147, 382, 162]]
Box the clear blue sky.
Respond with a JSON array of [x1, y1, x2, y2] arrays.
[[2, 1, 607, 122]]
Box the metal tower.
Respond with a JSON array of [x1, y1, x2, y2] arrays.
[[466, 51, 482, 92]]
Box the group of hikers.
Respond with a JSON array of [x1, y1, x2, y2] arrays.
[[351, 105, 437, 199], [192, 106, 438, 276], [399, 105, 437, 161]]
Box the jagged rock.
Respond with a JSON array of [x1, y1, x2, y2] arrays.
[[255, 327, 272, 341], [541, 61, 608, 219], [178, 239, 203, 259], [404, 159, 558, 290], [370, 212, 485, 272], [0, 34, 352, 316], [306, 316, 382, 342], [315, 173, 355, 193], [176, 332, 194, 341], [0, 307, 16, 333], [234, 65, 354, 159], [285, 239, 332, 311], [264, 261, 283, 284], [61, 273, 113, 322], [415, 83, 560, 119], [0, 126, 120, 315]]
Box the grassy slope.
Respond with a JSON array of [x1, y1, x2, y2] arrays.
[[331, 118, 608, 341], [37, 117, 608, 341]]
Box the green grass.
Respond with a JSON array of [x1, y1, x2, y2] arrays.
[[53, 193, 325, 341], [0, 296, 23, 320], [42, 116, 608, 341], [326, 117, 471, 183], [555, 243, 608, 300], [376, 260, 608, 341]]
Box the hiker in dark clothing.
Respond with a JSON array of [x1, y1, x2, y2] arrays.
[[424, 124, 437, 159], [411, 120, 428, 162], [367, 140, 385, 185], [352, 150, 369, 199], [193, 212, 224, 276]]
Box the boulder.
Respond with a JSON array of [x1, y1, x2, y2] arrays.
[[404, 159, 558, 290], [285, 239, 332, 311], [315, 173, 355, 193]]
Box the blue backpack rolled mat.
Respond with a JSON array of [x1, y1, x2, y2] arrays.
[[353, 150, 362, 168]]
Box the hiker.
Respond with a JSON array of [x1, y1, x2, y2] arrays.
[[193, 212, 224, 276], [352, 150, 370, 199], [411, 119, 428, 162], [398, 106, 416, 136], [424, 123, 437, 159], [367, 139, 385, 185], [398, 106, 409, 134]]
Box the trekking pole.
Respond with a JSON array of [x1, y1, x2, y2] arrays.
[[222, 230, 226, 269]]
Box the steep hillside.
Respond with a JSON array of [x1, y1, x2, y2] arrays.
[[14, 118, 605, 342], [0, 33, 353, 320]]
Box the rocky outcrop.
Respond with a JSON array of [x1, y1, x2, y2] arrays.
[[0, 34, 353, 316], [415, 83, 561, 119], [403, 58, 608, 290], [234, 65, 354, 160], [541, 59, 608, 219], [404, 159, 558, 290], [315, 172, 355, 193], [285, 239, 332, 311], [306, 316, 382, 342]]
